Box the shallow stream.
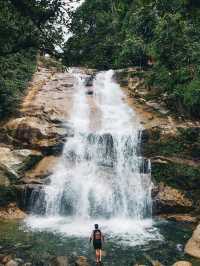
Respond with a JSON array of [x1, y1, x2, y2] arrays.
[[0, 219, 199, 265]]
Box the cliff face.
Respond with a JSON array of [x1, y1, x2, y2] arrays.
[[115, 69, 200, 218], [0, 59, 75, 218], [1, 62, 199, 220]]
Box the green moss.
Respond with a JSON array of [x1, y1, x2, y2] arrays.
[[152, 161, 200, 191], [0, 48, 37, 120], [143, 127, 200, 160]]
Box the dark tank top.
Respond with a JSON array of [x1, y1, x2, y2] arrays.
[[93, 229, 102, 241]]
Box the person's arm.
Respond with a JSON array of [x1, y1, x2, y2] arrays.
[[89, 231, 93, 242], [101, 233, 105, 243]]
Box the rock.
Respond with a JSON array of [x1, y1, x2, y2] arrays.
[[5, 260, 18, 266], [150, 154, 200, 214], [146, 100, 170, 115], [0, 203, 26, 219], [0, 163, 17, 184], [151, 262, 164, 266], [62, 83, 73, 88], [2, 256, 12, 264], [50, 256, 69, 266], [84, 75, 94, 87], [14, 258, 24, 264], [5, 117, 69, 153], [153, 183, 193, 214], [75, 256, 89, 266], [185, 224, 200, 259], [159, 214, 197, 223], [143, 254, 164, 266], [86, 89, 93, 95], [0, 147, 42, 182], [172, 261, 192, 266], [25, 156, 59, 180]]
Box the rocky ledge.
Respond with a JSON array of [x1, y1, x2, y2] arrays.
[[0, 60, 75, 218], [115, 69, 200, 220]]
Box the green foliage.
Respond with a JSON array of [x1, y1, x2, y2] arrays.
[[64, 0, 200, 117], [0, 49, 37, 119], [39, 56, 67, 72], [0, 0, 75, 120], [152, 161, 200, 191]]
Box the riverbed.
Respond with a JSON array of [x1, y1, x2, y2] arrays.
[[0, 219, 199, 265]]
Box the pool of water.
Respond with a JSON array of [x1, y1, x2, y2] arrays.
[[0, 218, 199, 266]]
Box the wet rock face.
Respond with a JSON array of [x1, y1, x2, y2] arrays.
[[140, 126, 200, 214], [5, 117, 72, 154], [0, 147, 42, 183], [84, 75, 95, 87], [24, 156, 59, 181], [152, 183, 193, 215], [0, 67, 76, 212], [185, 224, 200, 259], [50, 256, 69, 266]]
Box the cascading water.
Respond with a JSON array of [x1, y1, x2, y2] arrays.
[[26, 69, 160, 246]]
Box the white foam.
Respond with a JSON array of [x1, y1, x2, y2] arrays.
[[25, 216, 163, 246]]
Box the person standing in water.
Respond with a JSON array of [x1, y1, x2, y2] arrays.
[[90, 224, 105, 264]]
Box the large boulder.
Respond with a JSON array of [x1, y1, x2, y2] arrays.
[[0, 203, 26, 219], [4, 117, 72, 154], [24, 156, 59, 181], [185, 224, 200, 259], [0, 147, 42, 183], [153, 183, 193, 214]]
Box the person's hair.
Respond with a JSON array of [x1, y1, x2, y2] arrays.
[[94, 224, 98, 229]]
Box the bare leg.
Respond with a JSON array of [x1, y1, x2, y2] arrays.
[[96, 249, 99, 263], [99, 249, 102, 262]]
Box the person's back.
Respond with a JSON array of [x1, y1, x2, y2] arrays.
[[90, 224, 104, 264]]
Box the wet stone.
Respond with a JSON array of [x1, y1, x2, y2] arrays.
[[173, 262, 192, 266], [75, 256, 90, 266], [5, 260, 18, 266], [50, 256, 69, 266]]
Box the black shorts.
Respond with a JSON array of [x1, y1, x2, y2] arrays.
[[93, 240, 102, 250]]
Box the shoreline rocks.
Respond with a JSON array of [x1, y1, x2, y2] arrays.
[[0, 203, 26, 220], [185, 224, 200, 259], [173, 262, 192, 266]]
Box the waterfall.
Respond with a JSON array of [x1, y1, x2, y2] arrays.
[[26, 70, 158, 245]]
